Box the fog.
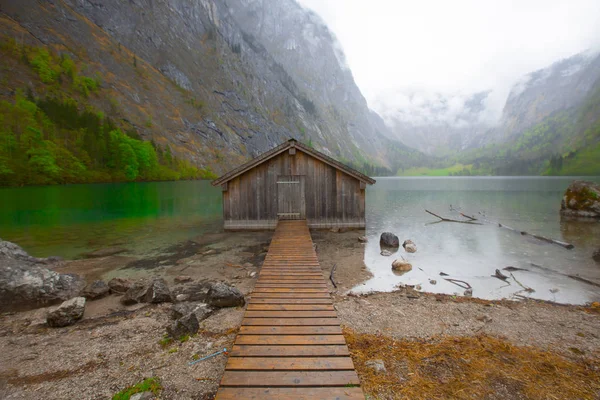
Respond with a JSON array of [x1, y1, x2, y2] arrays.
[[297, 0, 600, 126]]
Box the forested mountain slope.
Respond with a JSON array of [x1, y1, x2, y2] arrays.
[[0, 0, 397, 185]]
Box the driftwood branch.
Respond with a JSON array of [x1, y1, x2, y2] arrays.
[[492, 269, 509, 282], [425, 210, 482, 225], [329, 264, 338, 289], [459, 212, 478, 221], [529, 263, 600, 288], [444, 278, 472, 289], [448, 207, 574, 250], [510, 273, 535, 293], [497, 223, 574, 250]]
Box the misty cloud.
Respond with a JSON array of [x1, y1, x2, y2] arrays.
[[297, 0, 600, 128]]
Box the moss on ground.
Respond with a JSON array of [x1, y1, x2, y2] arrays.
[[112, 377, 162, 400], [344, 328, 600, 399]]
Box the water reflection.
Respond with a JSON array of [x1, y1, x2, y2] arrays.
[[0, 181, 223, 259], [358, 177, 600, 305]]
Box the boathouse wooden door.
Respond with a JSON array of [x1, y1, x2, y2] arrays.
[[276, 175, 306, 220]]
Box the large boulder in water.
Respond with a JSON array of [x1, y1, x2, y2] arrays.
[[560, 181, 600, 218], [0, 239, 85, 312], [47, 297, 86, 327], [380, 232, 399, 248]]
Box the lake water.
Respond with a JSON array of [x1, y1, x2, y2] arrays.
[[359, 177, 600, 305], [1, 177, 599, 305], [0, 181, 223, 259]]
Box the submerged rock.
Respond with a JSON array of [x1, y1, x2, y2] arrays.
[[174, 275, 193, 284], [47, 297, 86, 327], [593, 249, 600, 263], [121, 278, 173, 305], [403, 239, 417, 253], [380, 249, 394, 257], [380, 232, 399, 248], [0, 239, 85, 312], [84, 247, 128, 258], [108, 277, 133, 294], [392, 257, 412, 273], [82, 280, 110, 300], [358, 236, 368, 243], [167, 312, 199, 339], [560, 180, 600, 218]]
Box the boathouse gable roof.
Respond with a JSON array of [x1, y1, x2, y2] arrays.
[[211, 139, 376, 186]]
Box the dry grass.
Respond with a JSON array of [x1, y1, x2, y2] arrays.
[[344, 328, 600, 400]]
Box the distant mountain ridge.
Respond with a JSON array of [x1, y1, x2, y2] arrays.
[[385, 49, 600, 159]]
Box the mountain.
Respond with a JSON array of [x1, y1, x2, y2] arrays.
[[0, 0, 395, 186], [487, 50, 600, 144], [381, 91, 492, 156], [384, 50, 600, 160]]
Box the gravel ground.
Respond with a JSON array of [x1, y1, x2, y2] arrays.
[[1, 228, 598, 399]]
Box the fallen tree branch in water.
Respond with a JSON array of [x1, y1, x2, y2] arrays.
[[529, 263, 600, 288], [444, 278, 472, 289], [492, 269, 509, 281], [447, 208, 574, 250], [497, 223, 574, 250], [425, 210, 483, 225], [567, 274, 600, 289], [459, 212, 478, 221], [510, 273, 535, 293]]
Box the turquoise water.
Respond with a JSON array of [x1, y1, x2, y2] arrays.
[[360, 177, 600, 305], [1, 177, 599, 304], [0, 180, 222, 259]]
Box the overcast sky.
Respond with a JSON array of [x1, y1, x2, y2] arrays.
[[297, 0, 600, 126]]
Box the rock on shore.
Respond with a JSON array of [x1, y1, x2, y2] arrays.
[[560, 180, 600, 218], [0, 239, 85, 312], [47, 297, 86, 327], [121, 278, 173, 305]]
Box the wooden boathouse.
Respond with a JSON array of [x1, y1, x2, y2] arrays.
[[212, 139, 376, 230]]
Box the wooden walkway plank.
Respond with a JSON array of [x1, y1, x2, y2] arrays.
[[225, 357, 355, 370], [215, 220, 363, 399], [239, 326, 342, 335], [215, 387, 364, 400], [246, 304, 334, 311], [229, 345, 350, 357], [220, 371, 360, 387]]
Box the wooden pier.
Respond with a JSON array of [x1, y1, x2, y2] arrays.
[[215, 220, 364, 399]]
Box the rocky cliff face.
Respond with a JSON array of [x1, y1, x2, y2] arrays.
[[0, 0, 391, 173], [490, 50, 600, 144]]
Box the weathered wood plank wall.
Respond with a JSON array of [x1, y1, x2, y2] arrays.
[[223, 150, 366, 230]]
